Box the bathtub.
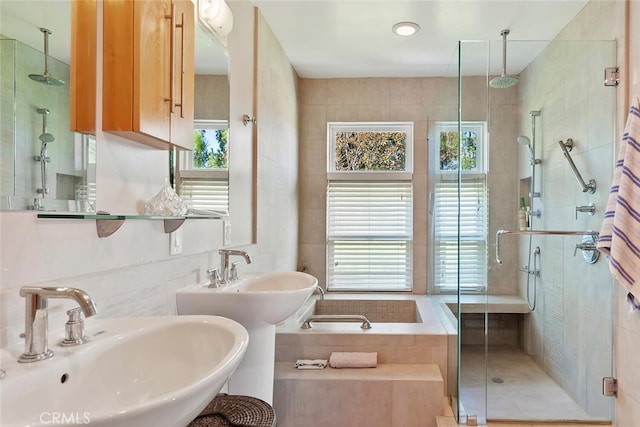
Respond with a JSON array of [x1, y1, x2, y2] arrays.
[[274, 294, 456, 427], [275, 293, 454, 381]]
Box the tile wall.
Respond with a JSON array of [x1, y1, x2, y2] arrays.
[[297, 76, 520, 295], [515, 1, 625, 420]]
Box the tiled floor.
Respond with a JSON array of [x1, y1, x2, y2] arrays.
[[437, 417, 611, 427], [458, 346, 611, 423]]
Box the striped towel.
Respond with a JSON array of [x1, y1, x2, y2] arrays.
[[597, 96, 640, 308]]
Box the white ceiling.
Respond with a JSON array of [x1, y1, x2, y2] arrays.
[[0, 0, 589, 79], [253, 0, 589, 78]]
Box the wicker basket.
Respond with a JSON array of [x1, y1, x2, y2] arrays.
[[188, 394, 276, 427]]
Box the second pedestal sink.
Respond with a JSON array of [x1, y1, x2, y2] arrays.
[[0, 315, 248, 427], [176, 271, 318, 403], [176, 271, 318, 326]]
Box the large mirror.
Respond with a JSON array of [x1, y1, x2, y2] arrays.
[[0, 1, 230, 214], [0, 1, 95, 212], [175, 17, 230, 216]]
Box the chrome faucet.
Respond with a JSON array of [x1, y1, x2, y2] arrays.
[[18, 287, 97, 363], [219, 249, 252, 285], [313, 285, 325, 300]]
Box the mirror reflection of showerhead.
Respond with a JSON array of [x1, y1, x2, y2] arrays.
[[28, 28, 65, 86], [37, 108, 55, 144], [39, 133, 55, 144], [489, 29, 519, 89]]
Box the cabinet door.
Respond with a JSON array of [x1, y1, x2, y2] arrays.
[[170, 0, 195, 150], [70, 0, 97, 134], [104, 0, 188, 149], [134, 0, 172, 143]]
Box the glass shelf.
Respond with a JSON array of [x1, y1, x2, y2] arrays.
[[37, 212, 227, 237]]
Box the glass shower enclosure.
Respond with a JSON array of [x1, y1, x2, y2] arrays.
[[455, 36, 616, 424]]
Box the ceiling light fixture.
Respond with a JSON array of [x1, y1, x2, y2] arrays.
[[392, 21, 420, 37]]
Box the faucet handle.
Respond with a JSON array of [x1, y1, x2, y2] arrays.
[[230, 262, 241, 281], [207, 268, 222, 288], [60, 307, 89, 347]]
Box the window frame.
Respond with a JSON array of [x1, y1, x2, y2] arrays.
[[435, 121, 486, 175], [175, 119, 230, 214], [432, 121, 488, 294], [326, 121, 414, 292], [327, 122, 414, 175]]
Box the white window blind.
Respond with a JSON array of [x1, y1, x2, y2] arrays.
[[178, 173, 229, 213], [433, 177, 487, 292], [327, 180, 413, 291]]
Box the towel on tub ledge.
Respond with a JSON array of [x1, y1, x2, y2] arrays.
[[329, 352, 377, 368], [295, 359, 327, 370]]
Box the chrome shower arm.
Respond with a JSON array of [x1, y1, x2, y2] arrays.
[[496, 229, 599, 264], [557, 139, 596, 194]]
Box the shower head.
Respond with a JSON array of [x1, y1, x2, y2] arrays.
[[489, 29, 519, 89], [37, 108, 55, 144], [28, 28, 65, 86], [39, 133, 55, 143], [517, 135, 535, 162]]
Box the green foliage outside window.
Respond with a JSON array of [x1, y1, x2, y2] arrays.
[[439, 130, 477, 171], [193, 129, 228, 169], [334, 131, 406, 171]]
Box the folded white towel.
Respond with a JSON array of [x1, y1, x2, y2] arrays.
[[329, 352, 377, 368], [598, 96, 640, 308], [295, 359, 327, 370]]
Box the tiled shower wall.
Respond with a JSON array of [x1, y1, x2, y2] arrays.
[[516, 1, 624, 419]]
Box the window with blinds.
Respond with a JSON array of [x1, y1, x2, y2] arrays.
[[327, 180, 413, 291], [326, 122, 414, 292], [175, 120, 229, 215], [178, 171, 229, 213], [433, 177, 487, 292], [432, 121, 488, 293]]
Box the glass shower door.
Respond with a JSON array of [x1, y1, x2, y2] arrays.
[[457, 36, 616, 424]]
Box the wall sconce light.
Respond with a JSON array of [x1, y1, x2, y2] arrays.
[[197, 0, 234, 43], [242, 114, 256, 126]]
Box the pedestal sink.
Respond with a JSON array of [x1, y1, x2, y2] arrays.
[[0, 315, 248, 427], [176, 271, 318, 403]]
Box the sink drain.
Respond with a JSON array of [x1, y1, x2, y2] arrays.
[[491, 377, 504, 384]]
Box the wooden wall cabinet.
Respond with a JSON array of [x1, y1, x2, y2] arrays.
[[102, 0, 195, 150], [70, 0, 97, 134]]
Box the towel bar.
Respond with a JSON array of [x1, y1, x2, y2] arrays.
[[301, 314, 372, 329]]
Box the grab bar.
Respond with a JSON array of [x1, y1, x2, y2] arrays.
[[496, 229, 599, 264], [558, 139, 596, 194], [301, 314, 372, 329]]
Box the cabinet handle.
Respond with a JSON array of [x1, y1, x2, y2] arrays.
[[175, 10, 185, 118], [165, 4, 176, 114]]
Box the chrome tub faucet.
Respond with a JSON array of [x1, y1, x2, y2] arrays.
[[19, 286, 97, 363]]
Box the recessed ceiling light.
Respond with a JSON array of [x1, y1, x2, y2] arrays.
[[392, 21, 420, 37]]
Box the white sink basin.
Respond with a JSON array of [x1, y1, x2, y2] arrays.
[[0, 315, 248, 427], [176, 271, 318, 326]]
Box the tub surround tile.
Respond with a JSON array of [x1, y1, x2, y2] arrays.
[[274, 362, 443, 427]]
